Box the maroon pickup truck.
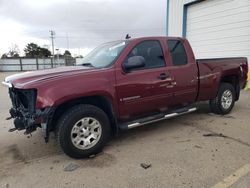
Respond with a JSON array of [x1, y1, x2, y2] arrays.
[[2, 37, 248, 158]]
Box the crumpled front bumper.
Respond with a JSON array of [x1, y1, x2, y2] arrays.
[[9, 106, 54, 135], [5, 84, 55, 142]]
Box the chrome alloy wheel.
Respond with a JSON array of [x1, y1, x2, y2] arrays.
[[71, 117, 102, 150], [221, 90, 233, 110]]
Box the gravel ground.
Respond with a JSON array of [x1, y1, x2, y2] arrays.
[[0, 72, 250, 188]]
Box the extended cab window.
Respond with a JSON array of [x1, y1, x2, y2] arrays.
[[167, 40, 188, 66], [126, 40, 166, 70]]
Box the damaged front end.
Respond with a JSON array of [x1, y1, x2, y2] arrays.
[[4, 83, 54, 142]]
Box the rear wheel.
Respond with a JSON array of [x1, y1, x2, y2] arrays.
[[56, 104, 111, 159], [209, 82, 235, 115]]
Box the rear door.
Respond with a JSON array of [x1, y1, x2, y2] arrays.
[[167, 39, 199, 105], [115, 39, 174, 119]]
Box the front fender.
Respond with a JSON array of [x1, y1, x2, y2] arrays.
[[35, 77, 116, 109]]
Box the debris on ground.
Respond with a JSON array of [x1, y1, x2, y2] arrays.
[[88, 152, 104, 159], [224, 115, 235, 119], [208, 113, 221, 117], [88, 154, 96, 158], [140, 163, 151, 169], [53, 160, 60, 164], [204, 133, 250, 147], [194, 145, 203, 149], [177, 139, 191, 143], [203, 133, 227, 138], [208, 113, 235, 119], [64, 163, 80, 172]]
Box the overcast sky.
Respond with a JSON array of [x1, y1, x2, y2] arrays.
[[0, 0, 167, 56]]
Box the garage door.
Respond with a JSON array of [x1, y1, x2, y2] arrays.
[[186, 0, 250, 63]]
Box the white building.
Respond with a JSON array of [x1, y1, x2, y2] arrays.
[[167, 0, 250, 63]]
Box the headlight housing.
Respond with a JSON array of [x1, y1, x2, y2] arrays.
[[10, 88, 37, 113]]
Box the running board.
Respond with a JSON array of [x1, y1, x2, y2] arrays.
[[119, 107, 197, 130]]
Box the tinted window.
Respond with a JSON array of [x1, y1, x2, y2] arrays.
[[126, 40, 165, 70], [168, 40, 188, 66]]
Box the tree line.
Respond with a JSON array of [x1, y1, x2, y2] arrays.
[[1, 43, 72, 59]]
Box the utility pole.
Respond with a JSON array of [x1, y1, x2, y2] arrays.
[[49, 30, 55, 66]]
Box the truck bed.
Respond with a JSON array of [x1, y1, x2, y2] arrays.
[[196, 57, 248, 101]]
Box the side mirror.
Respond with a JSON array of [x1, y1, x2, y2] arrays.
[[123, 56, 145, 72]]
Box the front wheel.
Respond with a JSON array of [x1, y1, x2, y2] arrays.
[[209, 82, 236, 115], [56, 104, 111, 159]]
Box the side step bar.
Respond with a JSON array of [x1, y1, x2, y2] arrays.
[[119, 107, 197, 130]]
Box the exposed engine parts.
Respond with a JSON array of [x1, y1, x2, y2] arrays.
[[7, 87, 54, 142]]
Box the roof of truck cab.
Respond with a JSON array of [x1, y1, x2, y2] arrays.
[[127, 36, 184, 41], [102, 36, 185, 46]]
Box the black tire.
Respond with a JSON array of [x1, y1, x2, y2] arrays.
[[56, 104, 111, 159], [209, 82, 236, 115]]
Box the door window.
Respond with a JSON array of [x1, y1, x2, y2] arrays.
[[167, 40, 188, 66], [125, 40, 166, 71]]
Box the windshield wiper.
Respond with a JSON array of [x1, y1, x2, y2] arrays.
[[81, 63, 94, 67]]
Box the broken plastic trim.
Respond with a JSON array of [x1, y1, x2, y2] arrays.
[[8, 107, 55, 141], [2, 81, 12, 88], [7, 86, 56, 142]]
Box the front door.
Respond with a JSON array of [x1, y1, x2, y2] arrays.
[[115, 40, 174, 120]]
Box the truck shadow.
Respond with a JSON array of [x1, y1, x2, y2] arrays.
[[109, 102, 234, 147]]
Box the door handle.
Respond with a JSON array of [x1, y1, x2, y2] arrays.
[[158, 73, 169, 80]]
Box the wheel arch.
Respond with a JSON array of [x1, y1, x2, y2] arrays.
[[220, 75, 240, 101], [50, 95, 118, 134]]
